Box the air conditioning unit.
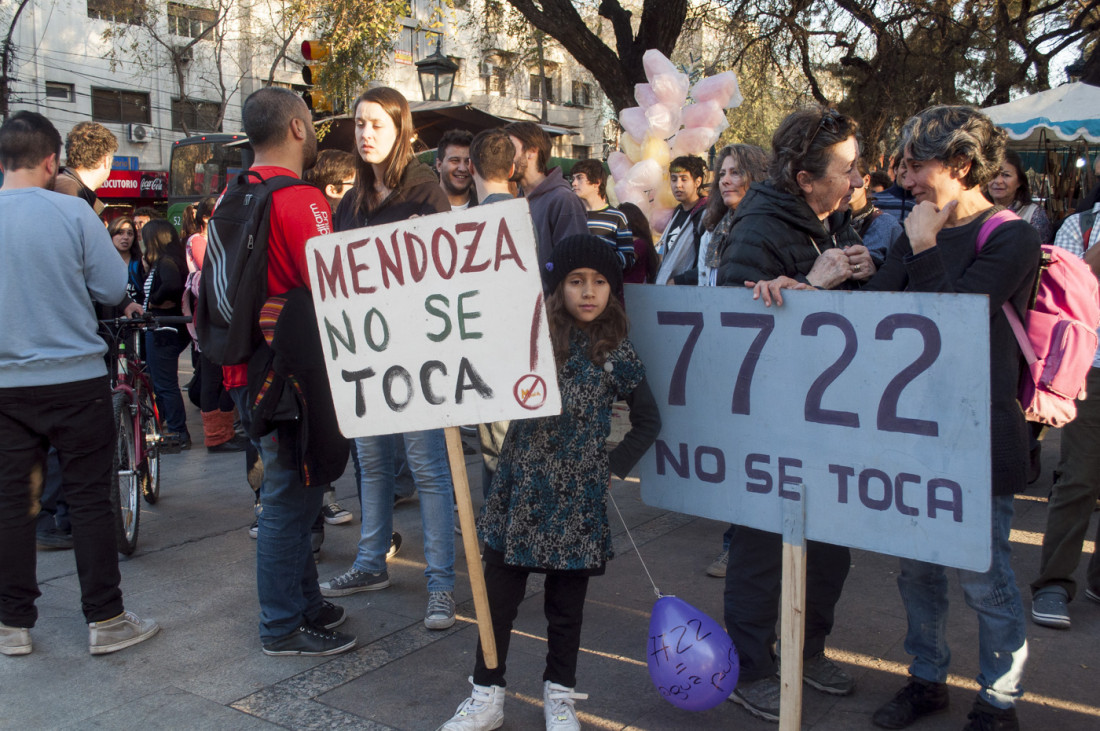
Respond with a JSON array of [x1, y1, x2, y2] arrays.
[[128, 123, 152, 143], [480, 60, 496, 77]]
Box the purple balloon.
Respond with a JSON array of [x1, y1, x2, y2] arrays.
[[646, 595, 739, 712]]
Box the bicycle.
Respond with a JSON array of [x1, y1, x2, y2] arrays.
[[98, 314, 191, 555]]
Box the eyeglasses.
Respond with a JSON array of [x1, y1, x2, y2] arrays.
[[806, 110, 844, 150]]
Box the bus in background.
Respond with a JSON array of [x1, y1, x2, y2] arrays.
[[168, 133, 251, 229]]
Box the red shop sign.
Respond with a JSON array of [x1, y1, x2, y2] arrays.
[[97, 170, 168, 199]]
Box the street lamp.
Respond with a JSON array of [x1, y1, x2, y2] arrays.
[[415, 36, 459, 102]]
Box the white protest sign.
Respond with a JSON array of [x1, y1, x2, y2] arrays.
[[305, 198, 561, 437], [625, 285, 992, 572]]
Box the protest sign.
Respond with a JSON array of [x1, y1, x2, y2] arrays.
[[626, 285, 992, 572], [305, 198, 561, 438]]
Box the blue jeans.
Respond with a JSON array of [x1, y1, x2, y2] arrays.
[[897, 495, 1028, 708], [256, 427, 324, 641], [354, 430, 454, 591], [145, 328, 190, 436]]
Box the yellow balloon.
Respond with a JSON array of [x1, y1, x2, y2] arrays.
[[657, 181, 678, 210], [606, 175, 619, 206], [642, 134, 671, 169], [621, 134, 642, 163]]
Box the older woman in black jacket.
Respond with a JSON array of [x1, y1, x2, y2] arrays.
[[716, 106, 871, 722]]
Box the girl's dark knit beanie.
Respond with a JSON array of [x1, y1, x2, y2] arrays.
[[543, 234, 624, 297]]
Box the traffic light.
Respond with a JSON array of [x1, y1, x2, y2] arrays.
[[301, 40, 332, 114]]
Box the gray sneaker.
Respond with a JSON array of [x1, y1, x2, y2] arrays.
[[729, 676, 781, 722], [1031, 586, 1071, 629], [0, 622, 31, 656], [802, 651, 854, 695], [706, 549, 729, 578], [88, 611, 160, 655], [320, 567, 390, 597], [425, 590, 456, 630]]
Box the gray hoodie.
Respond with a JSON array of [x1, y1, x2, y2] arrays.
[[0, 187, 127, 387]]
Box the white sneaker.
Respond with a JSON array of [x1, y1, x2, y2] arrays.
[[544, 680, 587, 730], [88, 610, 160, 655], [438, 676, 505, 731]]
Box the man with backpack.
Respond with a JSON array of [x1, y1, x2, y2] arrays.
[[208, 87, 354, 657], [1029, 201, 1100, 630]]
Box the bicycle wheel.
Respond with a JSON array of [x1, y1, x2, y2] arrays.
[[138, 388, 161, 504], [111, 392, 140, 555]]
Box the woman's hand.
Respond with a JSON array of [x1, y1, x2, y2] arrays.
[[746, 276, 812, 307], [844, 245, 876, 281], [905, 199, 957, 254], [805, 248, 851, 289]]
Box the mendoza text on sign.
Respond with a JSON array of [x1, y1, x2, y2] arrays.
[[626, 285, 992, 572], [306, 198, 561, 437]]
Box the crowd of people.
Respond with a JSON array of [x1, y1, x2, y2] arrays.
[[2, 83, 1099, 731]]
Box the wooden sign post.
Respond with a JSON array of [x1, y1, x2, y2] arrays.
[[305, 199, 561, 669], [626, 284, 994, 726]]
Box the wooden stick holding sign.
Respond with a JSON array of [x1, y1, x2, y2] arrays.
[[779, 489, 807, 731], [444, 425, 497, 668]]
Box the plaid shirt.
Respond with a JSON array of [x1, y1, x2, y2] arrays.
[[1053, 202, 1100, 366]]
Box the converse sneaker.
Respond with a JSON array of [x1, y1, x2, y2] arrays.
[[322, 501, 353, 525], [544, 681, 588, 730], [705, 549, 729, 578], [309, 600, 347, 630], [320, 567, 390, 597], [1031, 586, 1071, 629], [261, 623, 357, 656], [439, 677, 505, 731], [425, 590, 456, 630], [0, 622, 32, 656], [729, 676, 781, 722], [88, 611, 160, 655], [873, 676, 949, 729]]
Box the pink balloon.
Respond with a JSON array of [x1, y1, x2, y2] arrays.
[[670, 127, 721, 157], [607, 151, 632, 182], [635, 83, 659, 109], [625, 159, 663, 191], [691, 71, 743, 109], [682, 101, 727, 131], [613, 180, 646, 207], [619, 107, 650, 143], [651, 206, 675, 234], [644, 103, 682, 141], [647, 596, 739, 712]]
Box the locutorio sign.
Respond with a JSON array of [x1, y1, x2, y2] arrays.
[[626, 285, 994, 572], [305, 198, 561, 437]]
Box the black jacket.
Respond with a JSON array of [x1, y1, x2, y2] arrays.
[[333, 159, 449, 230], [716, 182, 861, 287]]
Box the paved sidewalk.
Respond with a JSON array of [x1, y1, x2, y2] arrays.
[[3, 416, 1098, 730]]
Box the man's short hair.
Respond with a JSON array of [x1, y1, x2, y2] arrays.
[[436, 129, 473, 161], [304, 149, 356, 191], [503, 121, 551, 174], [65, 121, 117, 170], [570, 159, 607, 200], [669, 155, 706, 181], [470, 128, 516, 182], [868, 171, 892, 190], [242, 87, 307, 150], [133, 206, 160, 219], [0, 111, 62, 172]]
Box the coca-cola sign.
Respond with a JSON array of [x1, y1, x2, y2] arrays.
[[97, 170, 168, 199]]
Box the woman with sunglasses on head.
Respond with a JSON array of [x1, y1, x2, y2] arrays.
[[715, 106, 869, 722]]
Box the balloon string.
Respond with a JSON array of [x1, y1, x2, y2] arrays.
[[608, 491, 663, 599]]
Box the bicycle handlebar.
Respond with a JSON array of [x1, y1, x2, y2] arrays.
[[98, 314, 193, 330]]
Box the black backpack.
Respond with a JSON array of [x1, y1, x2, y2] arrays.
[[195, 170, 304, 365]]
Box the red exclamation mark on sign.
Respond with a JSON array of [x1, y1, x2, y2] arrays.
[[513, 293, 548, 410]]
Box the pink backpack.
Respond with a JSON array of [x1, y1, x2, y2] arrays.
[[977, 208, 1100, 427]]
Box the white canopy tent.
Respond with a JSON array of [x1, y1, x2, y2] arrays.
[[983, 81, 1100, 144]]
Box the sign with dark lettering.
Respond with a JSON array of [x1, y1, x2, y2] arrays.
[[625, 285, 992, 571], [305, 198, 561, 437]]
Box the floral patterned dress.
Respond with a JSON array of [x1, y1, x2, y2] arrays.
[[478, 330, 647, 572]]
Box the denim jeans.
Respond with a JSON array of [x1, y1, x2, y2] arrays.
[[145, 328, 190, 436], [897, 494, 1028, 708], [0, 378, 123, 626], [354, 430, 454, 591], [256, 426, 324, 641]]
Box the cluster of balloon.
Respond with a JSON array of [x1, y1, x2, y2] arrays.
[[607, 51, 743, 236], [646, 595, 740, 711]]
